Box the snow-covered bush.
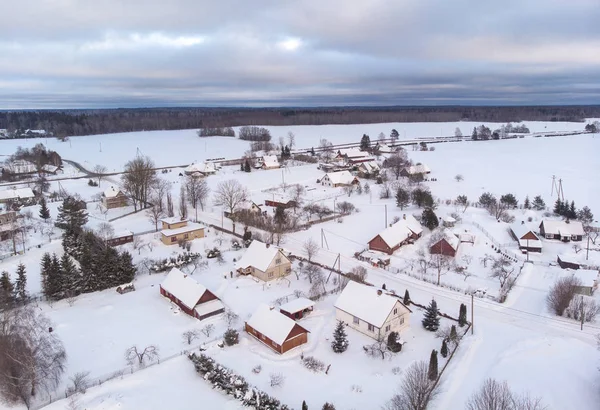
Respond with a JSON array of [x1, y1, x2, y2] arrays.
[[564, 295, 600, 322], [223, 329, 239, 346], [150, 252, 201, 272], [302, 356, 326, 373]]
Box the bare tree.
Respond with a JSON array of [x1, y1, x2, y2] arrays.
[[303, 238, 319, 262], [121, 156, 157, 211], [429, 253, 454, 286], [93, 164, 108, 187], [67, 371, 91, 395], [201, 324, 215, 338], [489, 257, 515, 289], [319, 138, 334, 161], [466, 378, 546, 410], [179, 185, 188, 220], [97, 222, 114, 243], [132, 236, 145, 255], [214, 180, 249, 215], [269, 372, 285, 388], [547, 276, 582, 316], [454, 174, 464, 182], [182, 330, 201, 345], [146, 200, 165, 232], [480, 254, 493, 268], [303, 264, 321, 284], [572, 244, 582, 254], [166, 191, 174, 217], [287, 131, 296, 149], [454, 265, 473, 282], [364, 335, 391, 360], [454, 127, 463, 138], [124, 345, 159, 366], [383, 151, 409, 180], [151, 178, 171, 213], [185, 175, 210, 220], [455, 195, 469, 213], [223, 309, 239, 328], [347, 266, 368, 283], [384, 361, 439, 410], [290, 184, 305, 212]]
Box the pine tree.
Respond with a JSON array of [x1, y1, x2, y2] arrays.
[[56, 196, 88, 233], [302, 401, 308, 410], [553, 198, 563, 215], [360, 134, 371, 150], [50, 253, 63, 299], [428, 350, 438, 380], [395, 187, 410, 210], [440, 339, 448, 358], [523, 196, 530, 210], [450, 325, 458, 341], [532, 195, 545, 211], [403, 289, 411, 305], [118, 251, 136, 285], [568, 201, 577, 219], [40, 252, 53, 297], [284, 146, 291, 157], [14, 263, 27, 303], [458, 303, 467, 327], [421, 207, 439, 230], [244, 160, 251, 173], [322, 404, 336, 410], [39, 196, 51, 220], [240, 162, 244, 172], [331, 320, 349, 353], [0, 271, 14, 307], [422, 299, 440, 331], [472, 127, 478, 140], [60, 252, 79, 296]]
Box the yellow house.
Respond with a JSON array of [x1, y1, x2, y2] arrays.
[[236, 240, 291, 281], [160, 217, 205, 245]]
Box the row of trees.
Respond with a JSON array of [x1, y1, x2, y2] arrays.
[[197, 127, 235, 137], [0, 264, 28, 308]]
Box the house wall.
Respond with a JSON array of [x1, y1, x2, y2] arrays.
[[160, 286, 195, 316], [281, 328, 308, 353], [107, 235, 134, 247], [250, 252, 292, 281], [557, 257, 580, 270], [160, 228, 204, 245], [429, 239, 457, 257], [368, 235, 400, 255], [335, 301, 409, 340], [521, 231, 538, 241], [103, 193, 128, 209], [161, 220, 188, 230], [245, 323, 283, 354]]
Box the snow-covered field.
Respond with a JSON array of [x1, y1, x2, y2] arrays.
[[0, 121, 599, 410]]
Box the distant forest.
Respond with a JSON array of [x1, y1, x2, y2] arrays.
[[1, 105, 599, 138]]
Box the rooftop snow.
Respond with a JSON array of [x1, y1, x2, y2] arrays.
[[160, 216, 188, 225], [405, 164, 431, 174], [335, 282, 407, 327], [542, 219, 585, 237], [103, 186, 122, 198], [324, 170, 355, 185], [261, 155, 279, 168], [0, 187, 35, 201], [161, 222, 204, 237], [279, 297, 315, 314], [338, 148, 369, 159], [435, 228, 460, 251], [510, 223, 540, 240], [194, 299, 225, 317], [374, 215, 422, 248], [236, 240, 284, 272], [160, 268, 210, 310], [246, 304, 306, 345]]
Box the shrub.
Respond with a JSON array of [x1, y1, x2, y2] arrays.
[[302, 356, 326, 373], [223, 328, 239, 346]]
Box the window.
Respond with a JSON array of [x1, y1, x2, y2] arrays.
[[368, 324, 375, 332], [385, 325, 391, 332], [393, 308, 398, 315], [400, 317, 404, 325], [272, 341, 278, 347], [184, 233, 189, 239], [285, 267, 292, 273], [170, 236, 177, 243], [268, 272, 274, 278], [353, 316, 359, 325], [275, 258, 282, 264]]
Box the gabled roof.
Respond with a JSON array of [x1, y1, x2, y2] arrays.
[[510, 223, 540, 241], [377, 223, 413, 248], [338, 148, 369, 159], [185, 162, 216, 175], [236, 240, 286, 272], [359, 161, 380, 172], [432, 228, 460, 251], [279, 297, 315, 314], [160, 216, 188, 225], [104, 186, 123, 198], [160, 268, 210, 310], [404, 164, 431, 175], [403, 214, 423, 236], [246, 304, 307, 345], [324, 171, 355, 185], [541, 219, 584, 237], [261, 155, 279, 168], [0, 187, 35, 201], [335, 282, 410, 327], [161, 222, 204, 237]]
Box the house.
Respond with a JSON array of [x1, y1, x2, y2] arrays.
[[160, 268, 225, 320], [264, 194, 297, 209], [569, 270, 599, 296], [236, 240, 291, 281], [357, 161, 380, 178], [102, 186, 128, 209], [245, 304, 309, 354], [279, 297, 315, 320], [510, 222, 542, 253], [336, 148, 372, 164], [184, 162, 217, 177], [0, 187, 35, 204], [160, 217, 205, 245], [107, 230, 134, 247], [0, 211, 18, 241], [368, 214, 423, 255], [260, 155, 280, 170], [41, 164, 62, 175], [539, 220, 584, 242], [355, 249, 391, 267], [334, 281, 411, 340], [400, 163, 431, 177], [320, 171, 359, 188], [453, 229, 476, 244], [374, 143, 396, 154], [557, 254, 580, 270], [442, 216, 456, 228], [429, 229, 460, 257]]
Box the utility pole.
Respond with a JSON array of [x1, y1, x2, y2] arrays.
[[580, 295, 584, 331], [586, 234, 590, 261], [384, 204, 388, 227], [471, 293, 474, 335], [221, 212, 223, 229], [526, 239, 529, 262]]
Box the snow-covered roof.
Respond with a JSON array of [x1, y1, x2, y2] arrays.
[[557, 254, 580, 265], [261, 155, 279, 168], [510, 223, 540, 241], [571, 270, 600, 286], [42, 164, 60, 173], [324, 171, 355, 185], [335, 282, 407, 327], [519, 239, 542, 249], [542, 219, 585, 237], [359, 161, 380, 172], [338, 148, 369, 159], [161, 221, 204, 237], [404, 164, 431, 175], [114, 230, 133, 238], [0, 187, 35, 201], [377, 222, 413, 248], [161, 216, 188, 225], [185, 162, 216, 175], [194, 299, 225, 317], [279, 297, 315, 314], [160, 268, 210, 310], [358, 249, 391, 261], [103, 186, 122, 198], [403, 214, 423, 236], [443, 216, 457, 223], [375, 143, 392, 153], [246, 304, 305, 345], [433, 228, 460, 251], [236, 240, 284, 272]]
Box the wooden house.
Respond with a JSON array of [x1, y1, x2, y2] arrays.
[[400, 164, 431, 177], [510, 223, 542, 253], [334, 281, 411, 340], [368, 214, 423, 255], [107, 230, 134, 247], [160, 217, 205, 245], [320, 171, 359, 188], [557, 255, 580, 270], [236, 240, 291, 281], [429, 229, 460, 257], [160, 268, 224, 320], [245, 304, 309, 354], [0, 187, 35, 204], [540, 220, 584, 242], [102, 186, 128, 209], [260, 155, 280, 170], [279, 298, 315, 320]]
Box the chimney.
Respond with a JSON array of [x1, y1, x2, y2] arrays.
[[266, 243, 270, 248], [377, 289, 382, 296]]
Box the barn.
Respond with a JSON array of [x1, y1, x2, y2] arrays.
[[279, 297, 315, 320], [368, 214, 423, 255], [245, 304, 309, 354], [429, 229, 460, 257], [160, 268, 225, 320], [510, 223, 542, 253]]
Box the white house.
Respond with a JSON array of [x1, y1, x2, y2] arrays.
[[334, 281, 411, 339], [184, 162, 218, 176], [539, 219, 584, 242], [0, 187, 35, 203], [259, 155, 280, 170], [400, 164, 431, 176], [236, 240, 292, 282], [320, 171, 358, 188]]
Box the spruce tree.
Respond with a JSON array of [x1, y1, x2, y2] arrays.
[[302, 401, 308, 410], [40, 252, 53, 297], [244, 160, 251, 173], [60, 253, 79, 296], [569, 201, 577, 219], [422, 299, 440, 331], [553, 198, 563, 215], [523, 196, 531, 210], [450, 325, 458, 343], [39, 197, 51, 220], [14, 263, 28, 303], [360, 134, 371, 150], [56, 196, 88, 233], [331, 320, 349, 353], [532, 195, 545, 211], [0, 271, 14, 307], [395, 187, 410, 210], [421, 207, 439, 230], [403, 289, 410, 305], [458, 303, 467, 327], [240, 162, 244, 172], [118, 251, 136, 285], [428, 350, 438, 381], [440, 339, 448, 358], [322, 404, 336, 410], [50, 253, 63, 299]]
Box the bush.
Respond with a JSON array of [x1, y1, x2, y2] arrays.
[[564, 295, 600, 322], [239, 126, 271, 141], [546, 276, 582, 316], [387, 332, 403, 353], [223, 328, 239, 346], [302, 356, 326, 373]]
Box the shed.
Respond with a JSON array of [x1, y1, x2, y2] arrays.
[[557, 255, 580, 270], [107, 230, 134, 247], [279, 298, 315, 320], [245, 305, 309, 354], [429, 229, 460, 257], [442, 216, 456, 228]]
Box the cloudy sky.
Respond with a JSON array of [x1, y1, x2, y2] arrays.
[[1, 0, 599, 108]]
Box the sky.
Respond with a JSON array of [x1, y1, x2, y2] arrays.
[[1, 0, 599, 108]]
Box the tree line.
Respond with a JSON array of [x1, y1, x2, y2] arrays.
[[2, 106, 599, 138]]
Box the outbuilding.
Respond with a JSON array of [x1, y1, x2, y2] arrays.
[[429, 229, 460, 257], [245, 304, 309, 354], [279, 298, 315, 320]]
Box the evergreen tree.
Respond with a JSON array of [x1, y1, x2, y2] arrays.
[[310, 147, 315, 156], [421, 208, 439, 230], [0, 271, 14, 307], [471, 127, 478, 140], [440, 339, 448, 358], [403, 289, 410, 305], [60, 252, 80, 296], [40, 252, 53, 297], [284, 145, 291, 157], [14, 263, 28, 303], [360, 134, 371, 150], [450, 324, 458, 341], [244, 159, 251, 173], [523, 196, 531, 210], [412, 188, 434, 208], [532, 195, 546, 211], [50, 253, 63, 299], [390, 129, 399, 140], [302, 401, 308, 410], [118, 251, 136, 285], [553, 198, 563, 215], [387, 331, 402, 353], [458, 303, 467, 327], [568, 201, 577, 219], [395, 187, 410, 210], [79, 240, 99, 293], [240, 162, 244, 172], [331, 320, 349, 353], [39, 196, 51, 220], [224, 328, 239, 346], [422, 299, 440, 331], [56, 196, 88, 233], [322, 403, 336, 410], [428, 349, 438, 381], [577, 206, 594, 226]]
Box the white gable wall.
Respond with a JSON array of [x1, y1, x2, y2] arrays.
[[335, 300, 409, 340]]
